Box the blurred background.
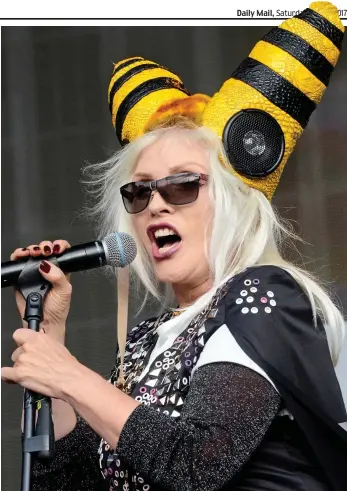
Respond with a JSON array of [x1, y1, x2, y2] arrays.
[[1, 26, 346, 490]]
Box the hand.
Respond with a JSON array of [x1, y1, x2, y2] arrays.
[[1, 328, 83, 400], [11, 240, 72, 343]]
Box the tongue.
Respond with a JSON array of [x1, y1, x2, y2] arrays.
[[161, 241, 176, 248]]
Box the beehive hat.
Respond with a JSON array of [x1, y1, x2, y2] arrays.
[[108, 2, 344, 200]]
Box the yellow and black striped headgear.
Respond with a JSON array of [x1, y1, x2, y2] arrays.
[[108, 2, 344, 200]]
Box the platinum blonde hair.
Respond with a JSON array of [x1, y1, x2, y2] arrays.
[[82, 119, 345, 366]]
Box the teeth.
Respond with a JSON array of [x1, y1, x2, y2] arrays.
[[154, 228, 177, 238]]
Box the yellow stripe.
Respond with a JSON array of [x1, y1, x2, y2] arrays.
[[108, 59, 157, 103], [281, 18, 340, 66], [113, 57, 143, 71], [250, 41, 326, 103], [111, 68, 183, 125], [122, 89, 188, 142], [309, 2, 345, 32]]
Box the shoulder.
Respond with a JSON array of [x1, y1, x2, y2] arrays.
[[192, 266, 306, 390], [229, 264, 304, 293], [224, 265, 312, 320], [220, 264, 324, 361]]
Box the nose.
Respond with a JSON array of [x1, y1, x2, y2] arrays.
[[148, 189, 173, 214]]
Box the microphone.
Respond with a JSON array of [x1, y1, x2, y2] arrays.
[[1, 232, 137, 288]]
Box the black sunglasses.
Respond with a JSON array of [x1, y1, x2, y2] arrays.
[[120, 172, 209, 214]]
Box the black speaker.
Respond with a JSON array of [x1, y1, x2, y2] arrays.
[[222, 109, 285, 178]]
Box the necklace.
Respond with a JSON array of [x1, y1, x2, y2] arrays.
[[171, 309, 186, 317], [169, 305, 189, 316]]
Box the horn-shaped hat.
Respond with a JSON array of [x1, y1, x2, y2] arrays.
[[108, 57, 210, 145], [108, 2, 344, 200]]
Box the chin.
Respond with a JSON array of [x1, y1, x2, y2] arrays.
[[154, 261, 190, 285], [154, 266, 181, 284]]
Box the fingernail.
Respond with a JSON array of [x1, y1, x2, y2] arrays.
[[44, 246, 51, 254], [22, 248, 28, 251], [39, 261, 51, 273], [33, 246, 40, 251], [53, 244, 61, 254]]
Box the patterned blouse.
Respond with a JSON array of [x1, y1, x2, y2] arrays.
[[31, 266, 345, 491]]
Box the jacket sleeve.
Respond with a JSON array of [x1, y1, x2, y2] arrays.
[[31, 414, 108, 491], [116, 362, 281, 491]]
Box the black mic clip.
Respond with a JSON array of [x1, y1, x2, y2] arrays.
[[17, 255, 58, 301]]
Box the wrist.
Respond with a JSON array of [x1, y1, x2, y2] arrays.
[[60, 362, 104, 407], [41, 322, 66, 344]]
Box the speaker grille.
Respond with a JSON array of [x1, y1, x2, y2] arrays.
[[222, 109, 285, 178]]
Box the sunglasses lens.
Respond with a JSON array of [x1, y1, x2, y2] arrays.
[[121, 183, 151, 214], [121, 174, 203, 214], [160, 175, 200, 205]]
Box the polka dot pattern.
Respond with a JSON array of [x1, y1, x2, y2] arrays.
[[235, 277, 277, 314]]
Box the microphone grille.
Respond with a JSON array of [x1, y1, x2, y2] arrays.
[[102, 232, 137, 267]]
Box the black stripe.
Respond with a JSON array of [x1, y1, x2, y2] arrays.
[[232, 57, 316, 128], [116, 77, 189, 145], [112, 57, 144, 76], [109, 63, 160, 113], [263, 27, 333, 86], [296, 8, 343, 50]]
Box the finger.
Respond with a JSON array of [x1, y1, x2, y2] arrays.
[[51, 239, 71, 256], [38, 260, 72, 294], [11, 346, 23, 363], [10, 247, 31, 261], [14, 288, 26, 312], [39, 240, 54, 257], [13, 328, 36, 346], [26, 244, 45, 257], [51, 241, 72, 282], [1, 366, 18, 383]]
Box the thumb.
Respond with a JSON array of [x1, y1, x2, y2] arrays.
[[39, 260, 72, 295]]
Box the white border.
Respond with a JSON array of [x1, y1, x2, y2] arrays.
[[0, 1, 346, 25]]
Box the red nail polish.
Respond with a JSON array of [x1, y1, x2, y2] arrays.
[[22, 248, 28, 251], [53, 244, 61, 254], [44, 246, 51, 254], [39, 261, 51, 273], [33, 246, 40, 251]]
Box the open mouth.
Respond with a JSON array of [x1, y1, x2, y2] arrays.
[[149, 227, 183, 259], [155, 233, 181, 251]]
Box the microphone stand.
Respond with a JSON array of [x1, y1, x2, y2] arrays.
[[17, 257, 56, 491]]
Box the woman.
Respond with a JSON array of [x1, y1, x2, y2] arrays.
[[3, 3, 347, 490]]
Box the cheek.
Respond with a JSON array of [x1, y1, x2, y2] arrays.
[[132, 217, 148, 244], [186, 204, 213, 248], [194, 197, 213, 228]]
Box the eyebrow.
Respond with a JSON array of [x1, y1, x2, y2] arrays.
[[133, 163, 202, 179]]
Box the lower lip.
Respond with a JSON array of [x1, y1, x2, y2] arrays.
[[151, 240, 182, 260]]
